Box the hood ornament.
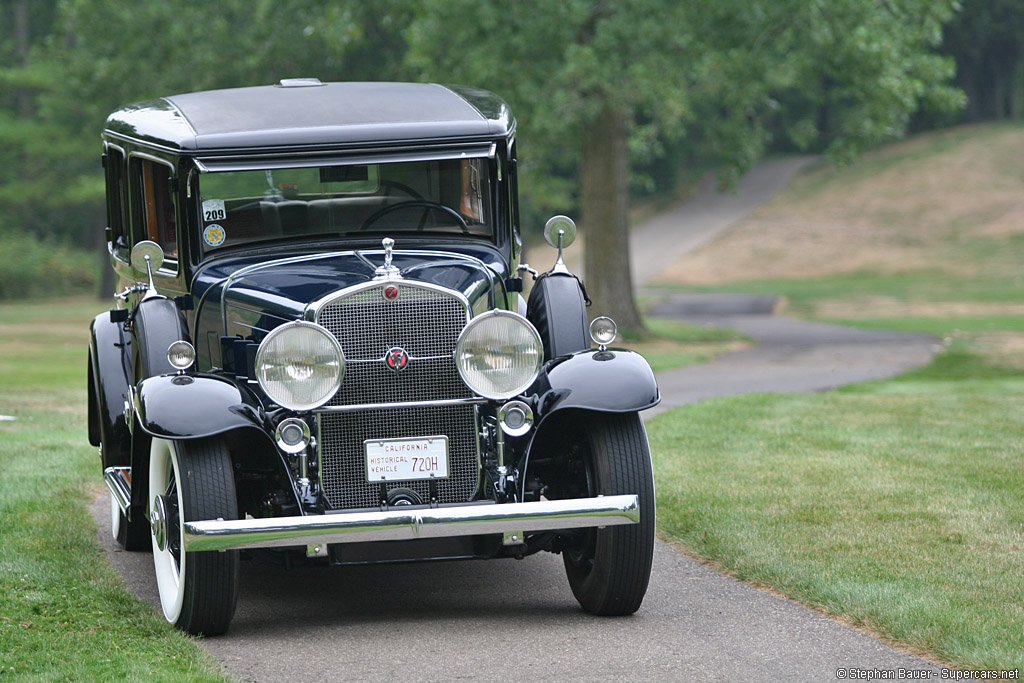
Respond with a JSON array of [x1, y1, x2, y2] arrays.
[[373, 237, 401, 279]]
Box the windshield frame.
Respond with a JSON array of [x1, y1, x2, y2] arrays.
[[190, 144, 500, 259]]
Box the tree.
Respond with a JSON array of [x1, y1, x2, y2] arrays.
[[943, 0, 1024, 120], [0, 0, 83, 241], [407, 0, 962, 333], [0, 0, 413, 250]]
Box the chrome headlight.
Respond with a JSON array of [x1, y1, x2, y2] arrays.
[[166, 340, 195, 371], [455, 310, 543, 400], [256, 321, 344, 411], [589, 316, 618, 348]]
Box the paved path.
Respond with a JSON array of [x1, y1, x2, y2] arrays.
[[646, 294, 938, 419], [93, 157, 946, 681], [630, 156, 818, 288]]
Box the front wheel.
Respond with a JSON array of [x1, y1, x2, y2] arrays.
[[149, 437, 239, 636], [562, 412, 656, 616]]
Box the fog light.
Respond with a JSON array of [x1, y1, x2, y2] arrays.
[[589, 317, 617, 350], [276, 418, 311, 454], [167, 340, 195, 371], [498, 400, 534, 437]]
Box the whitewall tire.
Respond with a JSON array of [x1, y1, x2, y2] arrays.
[[148, 437, 239, 636]]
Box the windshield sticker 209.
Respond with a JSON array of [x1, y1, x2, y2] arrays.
[[202, 199, 226, 222]]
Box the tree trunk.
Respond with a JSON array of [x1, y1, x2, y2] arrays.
[[14, 0, 33, 120], [581, 100, 645, 334], [957, 62, 982, 123], [1011, 51, 1024, 120], [988, 52, 1009, 120]]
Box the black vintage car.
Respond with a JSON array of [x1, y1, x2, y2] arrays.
[[88, 80, 659, 635]]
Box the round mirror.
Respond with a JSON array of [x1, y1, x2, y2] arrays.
[[130, 240, 164, 274], [543, 215, 577, 249]]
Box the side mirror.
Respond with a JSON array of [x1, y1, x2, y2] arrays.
[[130, 240, 164, 299], [130, 240, 164, 274], [543, 215, 577, 273]]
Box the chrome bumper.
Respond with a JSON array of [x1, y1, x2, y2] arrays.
[[104, 466, 133, 517], [182, 495, 640, 552], [105, 465, 639, 553]]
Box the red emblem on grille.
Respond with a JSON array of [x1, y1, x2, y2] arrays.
[[383, 285, 399, 300], [385, 347, 409, 373]]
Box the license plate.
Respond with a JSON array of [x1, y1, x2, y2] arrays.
[[364, 436, 449, 482]]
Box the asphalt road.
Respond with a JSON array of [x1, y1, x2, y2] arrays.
[[646, 294, 938, 419], [92, 158, 946, 681]]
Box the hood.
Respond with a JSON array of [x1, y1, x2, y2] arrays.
[[190, 246, 508, 370]]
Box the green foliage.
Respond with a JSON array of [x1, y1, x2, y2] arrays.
[[0, 0, 100, 246], [408, 0, 962, 191], [943, 0, 1024, 120], [0, 0, 416, 252], [0, 231, 97, 299], [406, 0, 695, 220], [0, 0, 971, 251]]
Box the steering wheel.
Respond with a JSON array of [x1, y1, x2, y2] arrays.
[[379, 180, 422, 199], [359, 200, 469, 233]]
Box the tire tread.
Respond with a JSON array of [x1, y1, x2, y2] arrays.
[[564, 412, 655, 616], [175, 438, 239, 636]]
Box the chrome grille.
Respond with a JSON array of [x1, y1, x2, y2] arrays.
[[319, 405, 479, 510], [315, 282, 478, 510]]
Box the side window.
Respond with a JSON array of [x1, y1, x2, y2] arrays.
[[104, 146, 128, 260], [129, 156, 178, 266]]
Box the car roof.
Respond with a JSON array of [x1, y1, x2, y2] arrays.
[[104, 81, 515, 153]]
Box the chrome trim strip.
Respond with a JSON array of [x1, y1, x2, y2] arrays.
[[182, 494, 639, 552], [346, 353, 454, 365], [312, 397, 487, 414], [304, 275, 473, 323], [195, 143, 497, 173], [103, 466, 132, 517]]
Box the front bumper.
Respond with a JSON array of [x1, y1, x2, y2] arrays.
[[104, 466, 639, 553]]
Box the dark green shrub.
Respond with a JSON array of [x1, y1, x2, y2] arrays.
[[0, 231, 98, 300]]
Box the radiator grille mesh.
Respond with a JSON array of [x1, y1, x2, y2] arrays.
[[319, 405, 479, 509], [315, 283, 478, 510]]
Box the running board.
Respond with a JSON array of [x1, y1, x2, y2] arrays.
[[182, 495, 640, 552]]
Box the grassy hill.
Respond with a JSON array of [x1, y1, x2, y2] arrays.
[[656, 122, 1024, 340]]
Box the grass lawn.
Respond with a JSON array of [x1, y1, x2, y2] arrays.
[[648, 341, 1024, 670], [626, 316, 748, 372], [0, 298, 227, 680]]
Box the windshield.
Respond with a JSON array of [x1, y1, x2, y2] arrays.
[[197, 158, 493, 251]]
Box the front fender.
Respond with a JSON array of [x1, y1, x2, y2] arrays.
[[89, 311, 131, 467], [534, 349, 660, 416], [135, 374, 264, 439]]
